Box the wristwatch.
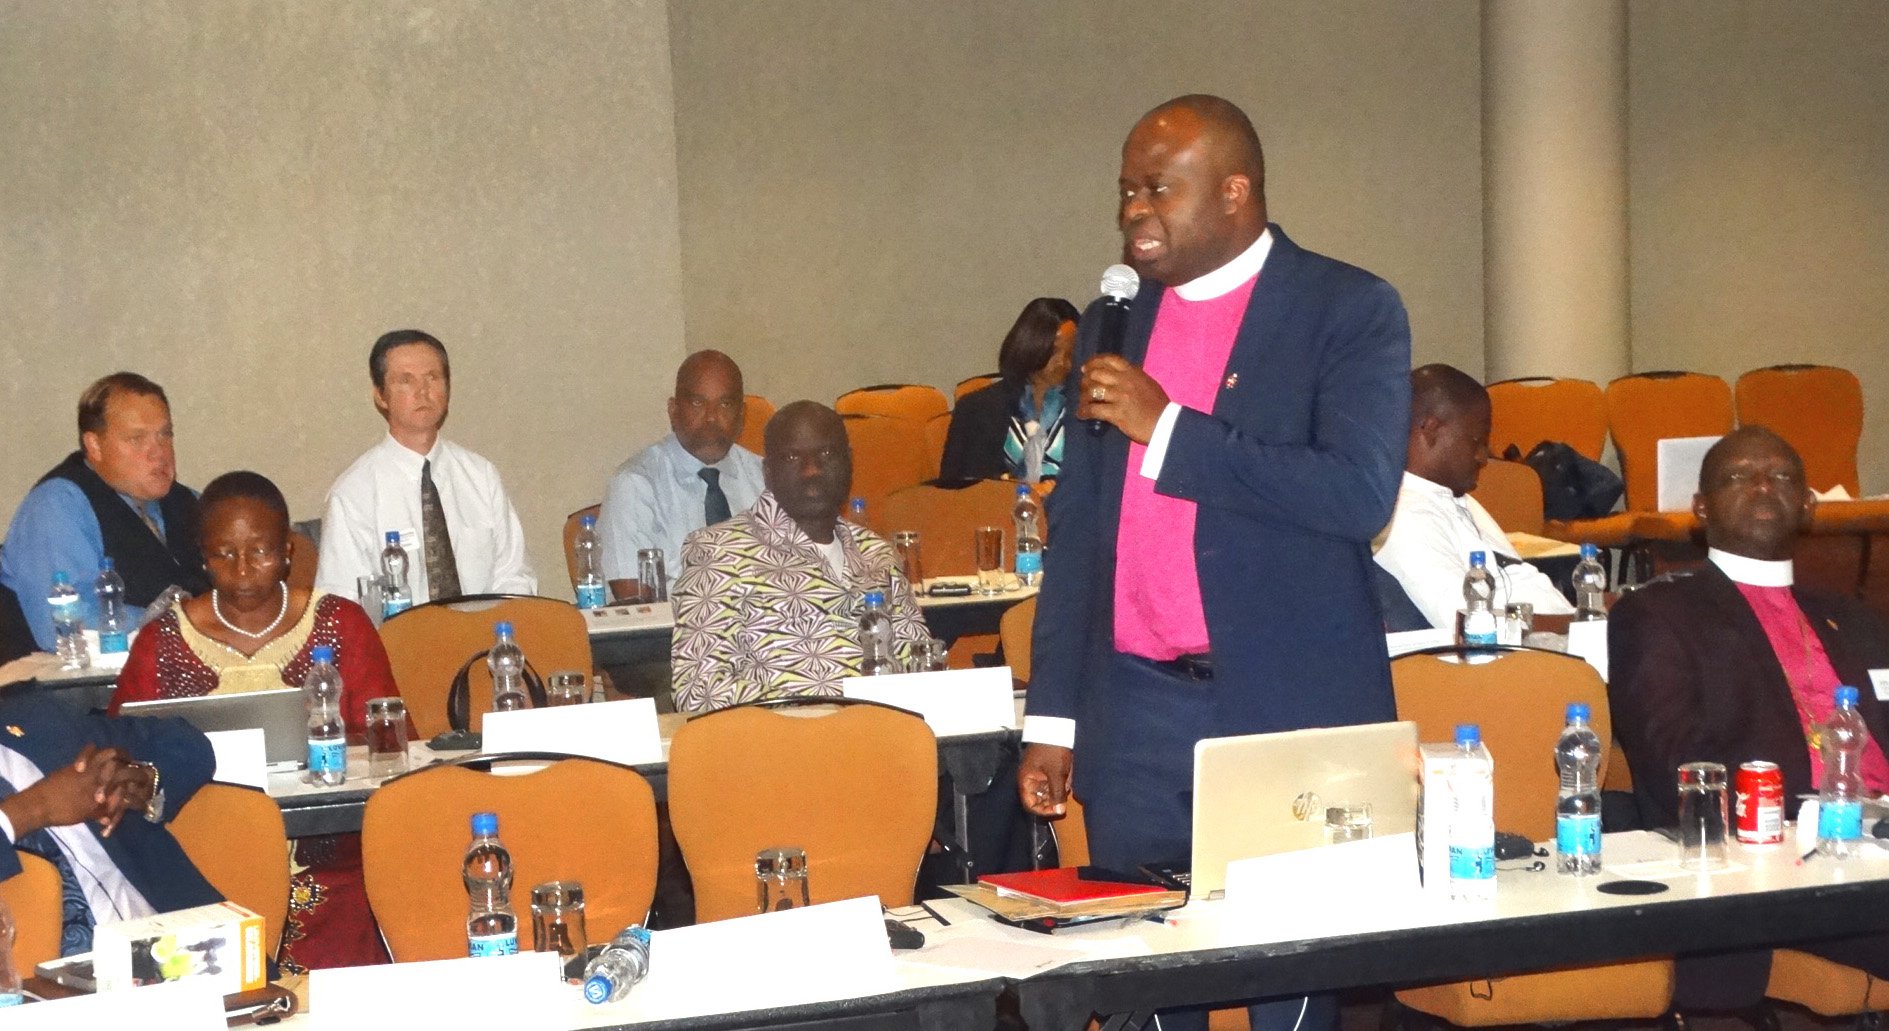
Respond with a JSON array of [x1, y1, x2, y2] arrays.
[[138, 763, 165, 823]]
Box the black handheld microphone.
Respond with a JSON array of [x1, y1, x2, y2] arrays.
[[1088, 263, 1141, 436]]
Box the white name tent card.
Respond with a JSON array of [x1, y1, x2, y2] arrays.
[[12, 977, 224, 1029], [1221, 833, 1428, 940], [1566, 618, 1609, 682], [1385, 629, 1454, 658], [311, 950, 562, 1027], [841, 667, 1017, 737], [482, 697, 662, 766], [634, 896, 895, 1015], [204, 728, 269, 789]]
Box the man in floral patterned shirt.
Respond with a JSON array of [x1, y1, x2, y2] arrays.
[[670, 401, 929, 712]]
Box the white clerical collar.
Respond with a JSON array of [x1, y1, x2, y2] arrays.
[[1709, 548, 1794, 587], [1172, 228, 1273, 301]]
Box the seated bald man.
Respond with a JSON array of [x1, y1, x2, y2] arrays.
[[669, 401, 929, 713], [1610, 426, 1889, 1005]]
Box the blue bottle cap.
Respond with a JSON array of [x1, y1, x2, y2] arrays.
[[1468, 551, 1486, 567], [1580, 543, 1598, 559], [494, 620, 514, 637], [101, 557, 116, 571], [471, 812, 498, 836], [863, 590, 886, 607], [583, 973, 616, 1005], [581, 513, 597, 528], [1454, 723, 1481, 746], [385, 530, 401, 544], [310, 645, 335, 664], [51, 570, 70, 585], [1016, 483, 1031, 496], [850, 497, 866, 512], [1566, 702, 1590, 722], [1836, 685, 1860, 707]]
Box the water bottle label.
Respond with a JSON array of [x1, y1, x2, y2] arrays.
[[1819, 799, 1864, 841], [98, 630, 129, 655], [307, 739, 346, 776], [575, 583, 607, 609], [1463, 629, 1498, 647], [382, 597, 411, 620], [1015, 551, 1043, 576], [1556, 813, 1602, 857], [469, 932, 519, 958], [1449, 844, 1495, 881], [0, 993, 23, 1008]]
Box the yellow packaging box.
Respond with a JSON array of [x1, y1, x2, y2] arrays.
[[93, 900, 267, 994]]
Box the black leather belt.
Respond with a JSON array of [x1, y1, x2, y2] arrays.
[[1151, 652, 1214, 681]]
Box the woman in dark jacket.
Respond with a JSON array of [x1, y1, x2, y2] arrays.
[[940, 297, 1079, 482]]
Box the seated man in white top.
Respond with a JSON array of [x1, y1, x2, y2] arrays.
[[599, 350, 764, 601], [1374, 363, 1574, 631], [316, 329, 537, 605]]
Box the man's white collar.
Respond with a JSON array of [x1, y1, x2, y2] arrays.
[[1173, 228, 1273, 301], [1710, 548, 1793, 587]]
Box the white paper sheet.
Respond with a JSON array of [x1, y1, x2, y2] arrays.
[[481, 698, 662, 766], [204, 728, 269, 789], [311, 950, 563, 1027], [15, 977, 223, 1028], [1566, 618, 1609, 682], [841, 667, 1016, 736], [634, 896, 895, 1014]]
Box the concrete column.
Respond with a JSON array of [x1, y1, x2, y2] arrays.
[[1482, 0, 1630, 383]]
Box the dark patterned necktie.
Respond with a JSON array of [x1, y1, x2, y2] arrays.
[[0, 771, 95, 954], [421, 460, 463, 600], [700, 467, 732, 526]]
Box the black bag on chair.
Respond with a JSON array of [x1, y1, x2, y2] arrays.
[[445, 648, 549, 733], [1519, 440, 1624, 521]]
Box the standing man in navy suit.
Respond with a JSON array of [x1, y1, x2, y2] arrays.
[[1018, 95, 1410, 1031]]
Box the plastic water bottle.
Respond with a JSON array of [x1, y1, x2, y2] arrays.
[[1013, 485, 1043, 586], [464, 812, 518, 957], [859, 590, 898, 675], [0, 897, 23, 1007], [95, 558, 130, 656], [47, 571, 90, 670], [488, 621, 529, 712], [1448, 724, 1496, 902], [1817, 685, 1869, 858], [1573, 544, 1608, 621], [582, 924, 652, 1004], [303, 645, 346, 786], [573, 514, 607, 609], [1555, 702, 1603, 875], [380, 531, 412, 619], [848, 497, 868, 525], [1461, 552, 1498, 647]]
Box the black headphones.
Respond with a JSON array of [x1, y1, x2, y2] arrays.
[[445, 648, 549, 732]]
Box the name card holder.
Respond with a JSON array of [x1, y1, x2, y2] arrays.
[[204, 728, 269, 789], [311, 950, 562, 1027], [632, 897, 895, 1016], [842, 667, 1017, 737], [482, 697, 663, 766]]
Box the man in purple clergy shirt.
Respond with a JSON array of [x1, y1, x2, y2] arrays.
[[1017, 94, 1411, 1031]]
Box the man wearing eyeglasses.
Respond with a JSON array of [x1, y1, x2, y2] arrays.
[[600, 350, 764, 602]]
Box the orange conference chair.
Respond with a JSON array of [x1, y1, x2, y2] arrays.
[[362, 757, 659, 962], [0, 852, 63, 978], [840, 415, 933, 533], [736, 394, 775, 457], [169, 783, 291, 960], [1390, 647, 1673, 1026], [954, 373, 1002, 401], [1468, 459, 1545, 537], [561, 503, 602, 592], [836, 384, 950, 425], [922, 411, 951, 480], [878, 478, 1028, 580], [1486, 377, 1609, 462], [379, 595, 592, 737], [287, 529, 319, 594], [667, 701, 936, 923]]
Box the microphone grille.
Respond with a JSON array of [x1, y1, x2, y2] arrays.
[[1099, 263, 1140, 300]]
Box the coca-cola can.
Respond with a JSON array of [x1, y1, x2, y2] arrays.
[[1735, 761, 1784, 845]]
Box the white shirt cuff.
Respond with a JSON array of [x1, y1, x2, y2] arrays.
[[1021, 714, 1076, 750], [1138, 403, 1184, 481], [0, 809, 15, 845]]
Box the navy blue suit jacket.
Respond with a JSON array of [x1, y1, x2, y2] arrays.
[[1027, 225, 1411, 795], [0, 695, 222, 916]]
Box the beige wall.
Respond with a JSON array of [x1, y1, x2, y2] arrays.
[[668, 0, 1487, 403], [0, 0, 685, 594], [1629, 1, 1889, 493]]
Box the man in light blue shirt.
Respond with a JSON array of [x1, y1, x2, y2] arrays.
[[600, 351, 764, 601]]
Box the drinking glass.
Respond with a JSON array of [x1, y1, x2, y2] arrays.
[[1677, 761, 1730, 871], [356, 576, 385, 627], [909, 637, 949, 673], [636, 550, 668, 603], [1325, 802, 1374, 844], [892, 531, 925, 591], [364, 697, 409, 780], [755, 846, 810, 913], [546, 670, 587, 706], [1501, 603, 1534, 646], [973, 527, 1005, 595], [530, 881, 588, 970]]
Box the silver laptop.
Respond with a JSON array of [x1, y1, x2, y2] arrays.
[[119, 688, 307, 770], [1184, 721, 1420, 900]]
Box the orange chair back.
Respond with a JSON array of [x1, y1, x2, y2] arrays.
[[561, 503, 602, 591], [362, 758, 659, 962], [667, 703, 936, 923], [1734, 364, 1864, 494], [0, 852, 63, 978], [878, 479, 1027, 578], [380, 596, 593, 737], [999, 595, 1037, 684], [923, 411, 952, 479], [840, 415, 933, 531], [169, 783, 290, 959], [736, 394, 775, 457], [1391, 648, 1612, 841], [954, 374, 1002, 401], [1486, 378, 1608, 462], [1605, 372, 1733, 511], [287, 530, 319, 593], [1469, 459, 1545, 536], [835, 384, 950, 425]]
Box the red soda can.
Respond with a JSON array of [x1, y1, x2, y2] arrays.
[[1735, 761, 1784, 845]]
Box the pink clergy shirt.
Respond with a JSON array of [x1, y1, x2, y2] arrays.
[[1112, 274, 1258, 659], [1734, 581, 1889, 794]]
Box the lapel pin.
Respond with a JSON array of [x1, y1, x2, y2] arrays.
[[1224, 373, 1240, 390], [5, 726, 21, 738], [1827, 618, 1839, 631]]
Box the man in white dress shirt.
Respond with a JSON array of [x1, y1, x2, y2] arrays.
[[1373, 363, 1573, 631], [316, 330, 537, 605]]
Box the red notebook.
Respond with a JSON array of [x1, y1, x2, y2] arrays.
[[979, 866, 1172, 906]]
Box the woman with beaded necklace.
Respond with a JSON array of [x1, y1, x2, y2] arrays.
[[110, 469, 396, 972]]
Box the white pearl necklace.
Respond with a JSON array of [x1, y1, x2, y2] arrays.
[[212, 583, 290, 641]]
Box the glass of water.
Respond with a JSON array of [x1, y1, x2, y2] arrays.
[[636, 549, 668, 603], [892, 531, 925, 591], [973, 527, 1005, 595], [1677, 761, 1730, 871], [755, 846, 810, 913], [365, 697, 409, 780], [546, 670, 587, 706], [1325, 802, 1374, 844]]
